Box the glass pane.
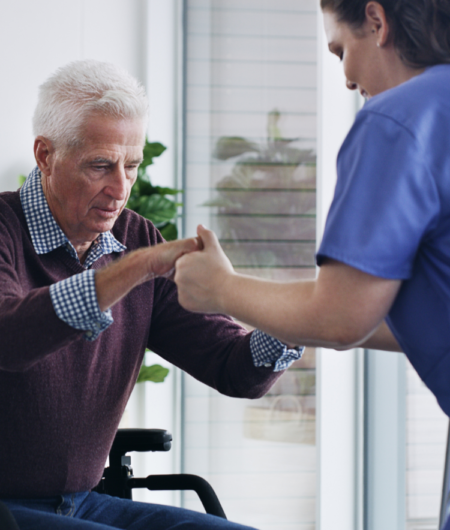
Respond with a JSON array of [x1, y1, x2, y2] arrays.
[[182, 1, 317, 529], [406, 359, 448, 530]]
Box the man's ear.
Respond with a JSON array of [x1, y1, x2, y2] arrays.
[[365, 1, 391, 47], [34, 136, 55, 176]]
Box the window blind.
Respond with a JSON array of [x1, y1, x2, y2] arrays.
[[182, 2, 317, 529]]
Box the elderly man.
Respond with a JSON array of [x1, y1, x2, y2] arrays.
[[0, 60, 302, 530]]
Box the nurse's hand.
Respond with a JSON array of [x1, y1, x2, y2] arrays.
[[175, 225, 235, 313]]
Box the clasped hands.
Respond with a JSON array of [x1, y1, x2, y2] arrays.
[[154, 225, 234, 315]]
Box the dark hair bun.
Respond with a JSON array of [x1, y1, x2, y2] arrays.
[[321, 0, 450, 68]]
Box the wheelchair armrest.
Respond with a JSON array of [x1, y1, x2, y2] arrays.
[[109, 428, 172, 467], [99, 429, 227, 518]]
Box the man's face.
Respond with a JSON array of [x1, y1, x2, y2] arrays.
[[40, 114, 145, 249]]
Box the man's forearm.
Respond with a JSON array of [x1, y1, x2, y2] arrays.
[[95, 248, 154, 312], [96, 238, 199, 312], [358, 320, 403, 352]]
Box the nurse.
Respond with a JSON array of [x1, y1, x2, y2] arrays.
[[175, 0, 450, 454]]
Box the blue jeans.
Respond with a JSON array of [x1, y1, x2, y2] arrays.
[[2, 491, 258, 530]]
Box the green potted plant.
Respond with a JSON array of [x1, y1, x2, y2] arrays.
[[126, 140, 181, 242], [203, 110, 316, 269], [126, 139, 181, 384]]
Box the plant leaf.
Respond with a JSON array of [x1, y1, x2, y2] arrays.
[[138, 195, 177, 225], [159, 222, 178, 241], [136, 364, 169, 384], [123, 137, 182, 245], [152, 186, 181, 196], [141, 141, 167, 170], [136, 178, 156, 196], [213, 136, 260, 160]]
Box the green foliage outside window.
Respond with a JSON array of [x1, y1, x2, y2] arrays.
[[203, 110, 316, 271]]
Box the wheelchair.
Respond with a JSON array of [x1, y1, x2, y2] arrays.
[[0, 428, 226, 529]]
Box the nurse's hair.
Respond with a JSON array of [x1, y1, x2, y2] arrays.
[[33, 59, 148, 151], [320, 0, 450, 68]]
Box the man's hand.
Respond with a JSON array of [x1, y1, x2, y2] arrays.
[[175, 225, 235, 313], [139, 236, 202, 283], [96, 236, 201, 312]]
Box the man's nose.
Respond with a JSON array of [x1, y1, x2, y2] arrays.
[[104, 167, 129, 201], [346, 79, 358, 91]]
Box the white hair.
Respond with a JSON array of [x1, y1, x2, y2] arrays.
[[33, 59, 149, 150]]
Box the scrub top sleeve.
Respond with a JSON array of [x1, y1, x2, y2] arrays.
[[316, 110, 440, 279]]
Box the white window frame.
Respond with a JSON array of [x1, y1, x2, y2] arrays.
[[316, 6, 362, 529]]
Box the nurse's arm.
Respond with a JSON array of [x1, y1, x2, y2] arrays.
[[175, 225, 402, 351], [360, 320, 403, 352]]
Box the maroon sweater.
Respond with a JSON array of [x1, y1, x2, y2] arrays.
[[0, 190, 280, 498]]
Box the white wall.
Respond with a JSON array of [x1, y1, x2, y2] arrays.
[[0, 0, 147, 192], [0, 0, 181, 501]]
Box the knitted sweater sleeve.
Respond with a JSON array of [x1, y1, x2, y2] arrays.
[[147, 278, 282, 399], [0, 201, 82, 371]]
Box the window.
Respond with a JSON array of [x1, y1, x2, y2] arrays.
[[406, 361, 447, 530], [181, 1, 318, 528], [364, 351, 448, 530]]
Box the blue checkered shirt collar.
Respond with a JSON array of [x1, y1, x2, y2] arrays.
[[20, 166, 126, 268]]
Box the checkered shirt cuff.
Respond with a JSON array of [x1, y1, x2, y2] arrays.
[[49, 270, 113, 342], [250, 329, 304, 372]]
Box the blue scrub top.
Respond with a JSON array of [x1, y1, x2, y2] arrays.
[[317, 65, 450, 416]]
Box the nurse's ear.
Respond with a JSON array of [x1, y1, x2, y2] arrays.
[[365, 1, 391, 48]]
